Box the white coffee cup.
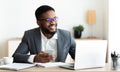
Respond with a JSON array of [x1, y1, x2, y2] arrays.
[[0, 59, 4, 65], [0, 57, 13, 65]]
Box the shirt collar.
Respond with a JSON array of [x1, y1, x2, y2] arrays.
[[40, 30, 58, 40]]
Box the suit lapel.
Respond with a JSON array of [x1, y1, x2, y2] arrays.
[[56, 30, 64, 61], [34, 27, 41, 54]]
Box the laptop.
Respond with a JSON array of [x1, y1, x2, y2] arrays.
[[60, 40, 107, 70]]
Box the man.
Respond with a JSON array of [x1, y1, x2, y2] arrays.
[[13, 5, 76, 63]]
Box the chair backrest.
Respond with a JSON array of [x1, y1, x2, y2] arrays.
[[8, 38, 21, 57]]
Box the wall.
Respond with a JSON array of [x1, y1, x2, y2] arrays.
[[0, 0, 107, 58], [108, 0, 120, 63]]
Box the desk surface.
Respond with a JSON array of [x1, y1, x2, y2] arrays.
[[0, 63, 117, 72]]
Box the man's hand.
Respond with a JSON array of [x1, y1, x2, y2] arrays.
[[34, 51, 53, 63]]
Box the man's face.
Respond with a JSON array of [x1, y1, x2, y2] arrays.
[[37, 10, 57, 35]]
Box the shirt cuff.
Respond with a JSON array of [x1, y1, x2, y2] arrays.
[[28, 55, 36, 63]]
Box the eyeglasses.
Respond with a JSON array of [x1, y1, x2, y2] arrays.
[[40, 16, 58, 22]]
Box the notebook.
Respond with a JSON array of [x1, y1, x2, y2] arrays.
[[60, 40, 107, 70], [0, 63, 35, 71], [0, 62, 69, 71]]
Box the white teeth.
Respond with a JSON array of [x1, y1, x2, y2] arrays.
[[50, 26, 55, 29]]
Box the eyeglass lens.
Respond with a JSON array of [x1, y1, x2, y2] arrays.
[[46, 17, 58, 22]]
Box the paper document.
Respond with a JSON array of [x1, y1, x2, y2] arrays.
[[0, 63, 35, 71], [35, 62, 70, 67], [0, 62, 71, 71]]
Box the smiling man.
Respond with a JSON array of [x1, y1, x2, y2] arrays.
[[13, 5, 76, 63]]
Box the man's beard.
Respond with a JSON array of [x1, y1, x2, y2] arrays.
[[41, 25, 57, 36]]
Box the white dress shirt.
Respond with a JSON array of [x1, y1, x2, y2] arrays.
[[28, 31, 57, 63]]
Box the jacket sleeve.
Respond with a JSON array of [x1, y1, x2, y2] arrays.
[[12, 31, 30, 63], [69, 32, 76, 60]]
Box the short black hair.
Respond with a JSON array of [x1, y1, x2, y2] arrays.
[[35, 5, 55, 20]]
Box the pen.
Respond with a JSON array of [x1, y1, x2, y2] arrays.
[[111, 53, 114, 57], [111, 51, 118, 58], [114, 51, 116, 57]]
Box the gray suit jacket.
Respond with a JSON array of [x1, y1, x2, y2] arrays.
[[13, 27, 76, 63]]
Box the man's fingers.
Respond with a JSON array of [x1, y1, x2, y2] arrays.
[[34, 51, 54, 63], [41, 58, 50, 63], [43, 53, 49, 57], [48, 55, 53, 60], [39, 51, 49, 57], [34, 54, 53, 63]]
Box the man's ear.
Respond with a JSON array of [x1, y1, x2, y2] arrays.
[[37, 20, 41, 26]]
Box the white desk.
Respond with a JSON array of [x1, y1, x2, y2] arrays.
[[0, 63, 118, 72]]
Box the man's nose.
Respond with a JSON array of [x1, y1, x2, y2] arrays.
[[50, 20, 56, 24]]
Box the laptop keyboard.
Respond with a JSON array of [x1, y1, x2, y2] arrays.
[[69, 65, 74, 68]]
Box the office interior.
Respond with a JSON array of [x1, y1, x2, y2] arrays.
[[0, 0, 119, 64]]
